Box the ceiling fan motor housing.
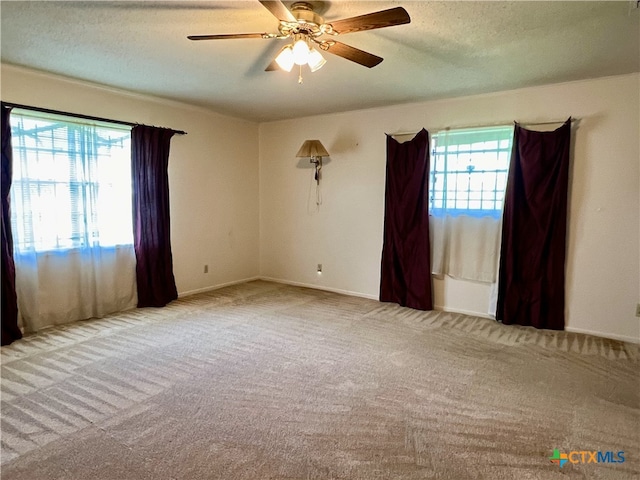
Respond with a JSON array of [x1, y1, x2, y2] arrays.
[[288, 2, 325, 35]]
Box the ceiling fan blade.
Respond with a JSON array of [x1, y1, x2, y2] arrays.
[[259, 0, 296, 22], [188, 33, 269, 40], [327, 7, 410, 35], [324, 41, 383, 68]]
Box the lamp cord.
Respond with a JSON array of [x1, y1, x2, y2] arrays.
[[315, 161, 322, 206], [307, 162, 322, 213], [316, 181, 322, 207]]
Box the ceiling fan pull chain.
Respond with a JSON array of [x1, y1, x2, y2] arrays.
[[298, 64, 304, 84]]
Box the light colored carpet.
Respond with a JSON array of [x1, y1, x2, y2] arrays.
[[1, 280, 638, 479]]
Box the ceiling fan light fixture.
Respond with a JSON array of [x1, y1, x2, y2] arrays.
[[307, 47, 326, 72], [275, 45, 294, 72], [292, 38, 310, 65], [188, 2, 412, 77]]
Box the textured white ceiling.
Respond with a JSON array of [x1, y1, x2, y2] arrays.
[[1, 1, 639, 121]]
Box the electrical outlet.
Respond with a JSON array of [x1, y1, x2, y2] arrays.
[[636, 303, 640, 317], [317, 264, 322, 273], [204, 264, 209, 274]]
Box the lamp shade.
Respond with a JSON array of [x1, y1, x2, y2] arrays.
[[292, 39, 310, 66], [296, 139, 329, 158], [307, 47, 326, 72], [275, 45, 294, 72]]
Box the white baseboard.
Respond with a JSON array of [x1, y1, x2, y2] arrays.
[[182, 277, 640, 345], [565, 326, 639, 344], [178, 276, 261, 298], [433, 304, 494, 319], [258, 276, 379, 301], [433, 306, 638, 344], [433, 306, 639, 343]]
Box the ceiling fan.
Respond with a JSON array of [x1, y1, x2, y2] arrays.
[[188, 0, 410, 81]]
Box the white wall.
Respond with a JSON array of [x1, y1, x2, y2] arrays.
[[259, 73, 640, 343], [1, 64, 260, 296], [2, 65, 637, 342]]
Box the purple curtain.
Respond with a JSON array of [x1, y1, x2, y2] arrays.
[[1, 103, 22, 345], [380, 128, 433, 310], [131, 125, 178, 308], [496, 120, 571, 330]]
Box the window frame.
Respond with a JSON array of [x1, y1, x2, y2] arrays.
[[9, 109, 134, 254], [429, 125, 514, 218]]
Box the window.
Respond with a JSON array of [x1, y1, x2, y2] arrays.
[[9, 110, 133, 252], [430, 126, 514, 218]]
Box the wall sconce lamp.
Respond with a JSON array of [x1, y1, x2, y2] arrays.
[[296, 139, 329, 185]]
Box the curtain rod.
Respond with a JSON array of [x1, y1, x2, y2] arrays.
[[387, 117, 573, 137], [1, 101, 187, 135]]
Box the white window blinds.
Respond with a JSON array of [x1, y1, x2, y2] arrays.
[[9, 110, 133, 253]]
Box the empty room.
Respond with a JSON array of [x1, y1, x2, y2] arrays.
[[1, 1, 638, 479]]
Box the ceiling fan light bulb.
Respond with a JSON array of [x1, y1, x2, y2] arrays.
[[307, 47, 326, 72], [292, 39, 310, 66], [275, 45, 294, 72]]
